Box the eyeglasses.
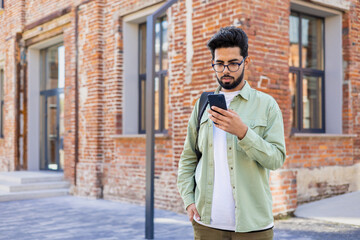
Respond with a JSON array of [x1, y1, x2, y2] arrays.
[[212, 57, 247, 73]]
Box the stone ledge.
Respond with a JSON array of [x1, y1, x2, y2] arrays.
[[110, 133, 170, 139], [310, 0, 351, 11], [291, 133, 357, 138]]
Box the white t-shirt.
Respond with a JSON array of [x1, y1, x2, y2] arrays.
[[196, 90, 273, 231], [209, 90, 239, 231]]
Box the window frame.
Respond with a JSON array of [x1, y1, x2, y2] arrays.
[[138, 16, 168, 134], [290, 11, 326, 134]]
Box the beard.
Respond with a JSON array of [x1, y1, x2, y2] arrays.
[[216, 67, 245, 90]]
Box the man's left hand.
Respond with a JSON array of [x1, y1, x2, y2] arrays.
[[207, 106, 248, 140]]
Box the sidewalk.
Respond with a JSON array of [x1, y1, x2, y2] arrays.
[[0, 196, 193, 240], [1, 194, 360, 240], [294, 191, 360, 226]]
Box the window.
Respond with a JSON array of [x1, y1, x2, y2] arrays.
[[0, 68, 4, 137], [122, 3, 169, 135], [0, 0, 4, 9], [138, 16, 169, 133], [289, 12, 325, 133]]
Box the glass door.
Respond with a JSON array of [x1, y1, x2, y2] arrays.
[[43, 93, 64, 170], [40, 44, 65, 171]]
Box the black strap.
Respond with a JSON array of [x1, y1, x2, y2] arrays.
[[195, 92, 213, 160]]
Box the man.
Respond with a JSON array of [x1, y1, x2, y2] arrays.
[[177, 26, 286, 240]]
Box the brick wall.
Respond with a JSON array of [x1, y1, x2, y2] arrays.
[[63, 11, 77, 185], [286, 135, 356, 203], [270, 169, 297, 216], [0, 0, 359, 218], [72, 0, 106, 197], [286, 137, 354, 169], [343, 0, 360, 163], [0, 39, 17, 171], [102, 136, 178, 210], [0, 0, 25, 171], [25, 0, 71, 24]]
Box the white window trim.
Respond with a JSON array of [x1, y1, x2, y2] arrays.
[[291, 0, 343, 134], [122, 3, 164, 135]]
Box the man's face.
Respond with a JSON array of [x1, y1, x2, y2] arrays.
[[213, 47, 248, 92]]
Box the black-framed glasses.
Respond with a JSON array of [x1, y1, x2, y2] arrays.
[[212, 56, 247, 73]]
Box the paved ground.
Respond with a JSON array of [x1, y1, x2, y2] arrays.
[[1, 196, 360, 240], [0, 196, 192, 240], [274, 217, 360, 240], [295, 191, 360, 226]]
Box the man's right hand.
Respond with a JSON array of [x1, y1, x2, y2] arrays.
[[186, 203, 201, 222]]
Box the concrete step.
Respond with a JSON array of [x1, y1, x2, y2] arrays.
[[0, 181, 70, 192], [0, 188, 69, 202], [0, 171, 70, 202], [0, 171, 64, 184]]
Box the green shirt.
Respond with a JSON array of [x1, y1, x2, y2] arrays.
[[177, 81, 286, 232]]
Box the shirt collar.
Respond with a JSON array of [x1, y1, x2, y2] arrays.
[[215, 81, 250, 101]]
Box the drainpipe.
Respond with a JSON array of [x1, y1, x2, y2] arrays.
[[74, 0, 93, 186], [145, 1, 178, 239], [14, 33, 22, 171], [20, 39, 28, 170]]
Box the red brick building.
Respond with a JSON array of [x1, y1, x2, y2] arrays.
[[0, 0, 359, 215]]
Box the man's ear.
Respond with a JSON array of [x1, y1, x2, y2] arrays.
[[244, 56, 251, 70]]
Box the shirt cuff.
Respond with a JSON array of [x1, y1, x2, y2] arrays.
[[237, 127, 258, 151], [183, 194, 195, 210]]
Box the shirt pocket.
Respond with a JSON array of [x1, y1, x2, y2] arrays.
[[236, 119, 267, 154], [248, 118, 267, 137]]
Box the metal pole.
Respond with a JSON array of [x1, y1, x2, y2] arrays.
[[145, 13, 156, 240], [145, 1, 178, 239]]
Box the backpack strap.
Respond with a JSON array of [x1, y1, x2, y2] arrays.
[[195, 92, 213, 160]]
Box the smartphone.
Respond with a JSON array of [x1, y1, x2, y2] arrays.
[[207, 94, 227, 115]]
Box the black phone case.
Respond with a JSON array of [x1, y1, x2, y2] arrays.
[[207, 94, 227, 111]]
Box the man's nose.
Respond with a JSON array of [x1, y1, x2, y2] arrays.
[[223, 65, 231, 74]]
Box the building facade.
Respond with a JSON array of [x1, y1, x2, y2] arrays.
[[0, 0, 359, 215]]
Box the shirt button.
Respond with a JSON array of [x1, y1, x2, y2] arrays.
[[233, 186, 235, 189], [210, 144, 213, 147], [230, 167, 233, 170], [229, 147, 232, 150]]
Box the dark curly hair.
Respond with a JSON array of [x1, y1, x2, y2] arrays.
[[207, 26, 248, 60]]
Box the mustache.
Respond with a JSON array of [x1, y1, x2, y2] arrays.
[[221, 75, 234, 80]]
